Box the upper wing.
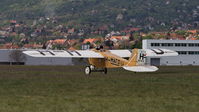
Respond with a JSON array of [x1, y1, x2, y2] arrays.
[[144, 49, 178, 57], [23, 49, 178, 58], [23, 50, 104, 58], [23, 49, 132, 58]]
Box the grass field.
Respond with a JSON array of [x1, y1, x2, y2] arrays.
[[0, 66, 199, 112]]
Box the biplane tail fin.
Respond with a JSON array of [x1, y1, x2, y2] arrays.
[[126, 49, 146, 66], [123, 49, 158, 72]]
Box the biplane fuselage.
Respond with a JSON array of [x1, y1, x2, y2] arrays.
[[88, 49, 138, 68]]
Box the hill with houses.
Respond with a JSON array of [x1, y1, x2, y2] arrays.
[[0, 0, 199, 50]]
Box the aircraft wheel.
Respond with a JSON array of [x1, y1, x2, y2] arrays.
[[85, 66, 91, 75], [103, 68, 107, 74]]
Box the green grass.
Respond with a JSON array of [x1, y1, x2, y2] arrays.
[[0, 66, 199, 112]]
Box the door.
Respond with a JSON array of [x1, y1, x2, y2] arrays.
[[150, 58, 160, 66]]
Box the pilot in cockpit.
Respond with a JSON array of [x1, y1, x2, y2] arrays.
[[96, 45, 105, 52]]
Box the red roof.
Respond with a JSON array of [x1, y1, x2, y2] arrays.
[[10, 20, 17, 23], [47, 39, 67, 45], [111, 36, 129, 40], [189, 37, 197, 40], [23, 44, 43, 48], [0, 43, 19, 49], [188, 30, 198, 34], [68, 47, 76, 51], [68, 28, 75, 33], [170, 33, 185, 40], [83, 38, 99, 44], [111, 36, 123, 40]]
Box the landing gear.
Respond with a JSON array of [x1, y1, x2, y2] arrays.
[[85, 66, 91, 75], [84, 65, 108, 75], [103, 68, 107, 74]]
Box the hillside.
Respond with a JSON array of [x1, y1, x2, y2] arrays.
[[1, 0, 199, 31]]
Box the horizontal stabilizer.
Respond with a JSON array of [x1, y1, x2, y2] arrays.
[[123, 66, 158, 72], [145, 49, 178, 57]]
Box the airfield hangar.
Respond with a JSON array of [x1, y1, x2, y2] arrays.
[[0, 49, 73, 65], [143, 39, 199, 66]]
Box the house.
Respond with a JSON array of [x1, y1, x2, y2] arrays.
[[10, 20, 17, 26], [68, 47, 76, 51], [81, 38, 102, 50], [83, 38, 99, 44], [67, 39, 78, 46], [68, 28, 75, 34], [23, 44, 43, 49], [46, 39, 68, 49], [0, 43, 19, 49], [0, 31, 7, 36], [53, 39, 67, 45], [188, 30, 198, 34], [110, 36, 130, 42], [169, 33, 185, 40], [47, 39, 67, 45]]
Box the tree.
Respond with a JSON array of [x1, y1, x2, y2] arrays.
[[9, 50, 26, 64]]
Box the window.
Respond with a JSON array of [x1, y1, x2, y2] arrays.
[[195, 51, 199, 55], [151, 43, 160, 47], [161, 43, 167, 46], [175, 43, 187, 47], [160, 43, 173, 47], [181, 43, 187, 47], [188, 51, 199, 55], [188, 51, 194, 55], [168, 43, 174, 46], [177, 51, 199, 55], [188, 43, 199, 47], [177, 51, 187, 55], [188, 43, 194, 47], [175, 43, 181, 47], [195, 44, 199, 47]]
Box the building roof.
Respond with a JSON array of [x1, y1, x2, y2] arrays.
[[48, 39, 67, 45], [23, 44, 43, 49], [67, 39, 79, 46], [68, 28, 75, 34], [189, 37, 197, 40], [83, 38, 99, 44], [111, 36, 129, 40], [68, 47, 76, 51], [0, 43, 19, 49], [188, 30, 198, 34]]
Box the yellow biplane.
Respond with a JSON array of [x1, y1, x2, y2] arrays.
[[23, 47, 178, 75]]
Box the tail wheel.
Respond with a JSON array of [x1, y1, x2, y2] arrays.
[[85, 66, 91, 75], [90, 65, 95, 70], [103, 68, 107, 74]]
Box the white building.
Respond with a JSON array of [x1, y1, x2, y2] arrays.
[[143, 39, 199, 66]]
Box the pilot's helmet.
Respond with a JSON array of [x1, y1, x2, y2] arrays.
[[96, 46, 100, 50]]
